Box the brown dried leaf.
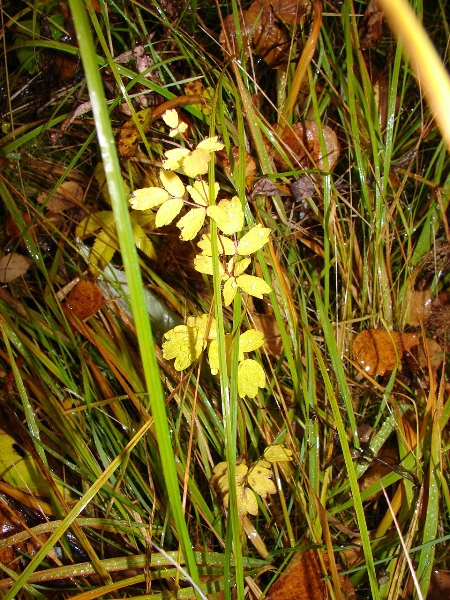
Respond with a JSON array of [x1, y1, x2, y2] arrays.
[[250, 0, 310, 25], [353, 329, 419, 376], [37, 180, 84, 212], [359, 447, 398, 491], [417, 337, 444, 372], [118, 108, 153, 159], [360, 0, 384, 48], [249, 311, 283, 355], [218, 147, 257, 191], [0, 253, 32, 283], [267, 548, 355, 600], [251, 176, 291, 198], [291, 176, 316, 201], [407, 289, 432, 326], [274, 120, 340, 172], [64, 280, 105, 320]]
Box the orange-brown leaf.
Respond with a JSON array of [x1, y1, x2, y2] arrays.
[[64, 280, 105, 321], [353, 329, 419, 376]]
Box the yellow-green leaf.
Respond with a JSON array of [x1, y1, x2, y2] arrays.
[[131, 221, 157, 260], [223, 277, 238, 306], [248, 464, 276, 498], [162, 324, 205, 370], [130, 187, 169, 210], [228, 257, 251, 277], [76, 211, 116, 238], [237, 224, 271, 255], [198, 233, 235, 256], [223, 486, 258, 517], [197, 136, 225, 152], [208, 333, 234, 375], [236, 274, 272, 299], [160, 170, 185, 198], [94, 163, 130, 204], [218, 463, 248, 493], [182, 148, 211, 178], [193, 254, 225, 276], [240, 329, 265, 353], [90, 229, 117, 270], [238, 359, 266, 398], [177, 207, 206, 240], [264, 445, 294, 462], [186, 314, 217, 340], [163, 148, 190, 170], [207, 197, 244, 235], [187, 180, 219, 207], [155, 198, 183, 227]]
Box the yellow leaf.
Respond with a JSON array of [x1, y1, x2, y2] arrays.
[[223, 277, 238, 306], [224, 486, 258, 517], [187, 180, 219, 207], [194, 254, 225, 276], [207, 196, 244, 235], [162, 324, 205, 370], [186, 314, 217, 340], [130, 187, 169, 210], [208, 333, 234, 375], [236, 274, 272, 298], [240, 329, 265, 353], [169, 121, 188, 137], [155, 198, 183, 227], [197, 136, 225, 152], [237, 224, 271, 255], [182, 148, 211, 178], [248, 464, 276, 499], [160, 170, 186, 198], [162, 108, 179, 129], [163, 148, 190, 170], [238, 359, 266, 398], [228, 257, 251, 277], [177, 207, 206, 240], [264, 445, 294, 462], [198, 233, 235, 255], [212, 462, 228, 477], [217, 463, 248, 493]]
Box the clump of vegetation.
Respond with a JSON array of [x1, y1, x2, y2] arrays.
[[0, 0, 450, 598]]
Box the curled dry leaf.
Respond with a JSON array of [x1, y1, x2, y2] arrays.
[[417, 337, 444, 373], [274, 120, 340, 172], [353, 329, 420, 376], [407, 289, 432, 326], [251, 176, 291, 199], [64, 280, 105, 321], [267, 548, 355, 600], [251, 0, 310, 25], [0, 253, 32, 283], [118, 108, 153, 160], [37, 180, 84, 212], [217, 146, 257, 191]]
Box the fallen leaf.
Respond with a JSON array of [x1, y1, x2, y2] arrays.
[[359, 447, 399, 491], [407, 289, 432, 326], [353, 329, 420, 376], [274, 120, 340, 172], [249, 310, 283, 355], [64, 280, 105, 320], [37, 180, 84, 212], [251, 176, 292, 198], [417, 337, 444, 372], [218, 147, 257, 191], [0, 253, 32, 283], [118, 108, 153, 160], [251, 0, 310, 26], [360, 0, 384, 48], [291, 176, 316, 201]]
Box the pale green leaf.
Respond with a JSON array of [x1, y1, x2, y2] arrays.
[[238, 359, 266, 398], [187, 180, 219, 207], [130, 187, 169, 210], [264, 445, 294, 462], [228, 257, 251, 277], [160, 170, 186, 198], [155, 198, 184, 227], [222, 277, 238, 306], [236, 274, 272, 299], [197, 136, 225, 152], [207, 196, 244, 235], [240, 329, 265, 353], [163, 148, 190, 170], [76, 211, 115, 237], [197, 233, 235, 256], [162, 324, 205, 371], [162, 109, 179, 129], [237, 224, 271, 255], [131, 222, 157, 259], [182, 148, 211, 178], [177, 207, 206, 240]]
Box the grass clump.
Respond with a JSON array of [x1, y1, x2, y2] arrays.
[[0, 0, 450, 599]]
